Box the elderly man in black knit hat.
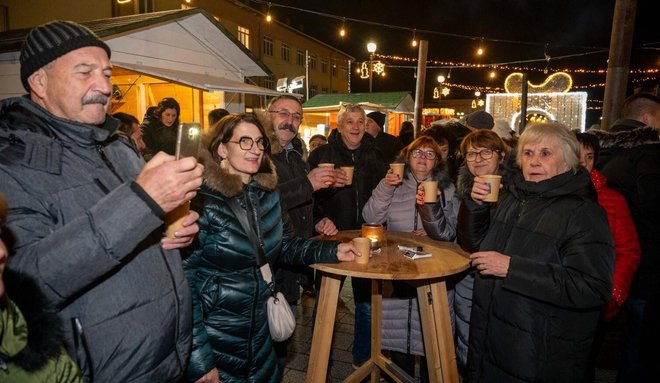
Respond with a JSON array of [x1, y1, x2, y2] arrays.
[[0, 20, 203, 383], [365, 111, 403, 163]]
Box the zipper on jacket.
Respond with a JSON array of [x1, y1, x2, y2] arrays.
[[96, 145, 124, 182]]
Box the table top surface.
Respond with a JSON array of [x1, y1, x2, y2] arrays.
[[312, 230, 470, 280]]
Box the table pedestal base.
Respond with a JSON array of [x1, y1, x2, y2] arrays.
[[305, 274, 458, 383]]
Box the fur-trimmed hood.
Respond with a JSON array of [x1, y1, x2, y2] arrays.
[[589, 124, 660, 150], [198, 122, 278, 198]]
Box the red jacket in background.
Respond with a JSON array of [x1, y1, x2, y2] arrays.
[[591, 169, 641, 320]]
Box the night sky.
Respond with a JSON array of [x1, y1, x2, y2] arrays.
[[252, 0, 658, 125]]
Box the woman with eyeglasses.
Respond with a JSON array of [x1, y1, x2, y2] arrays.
[[459, 123, 614, 382], [362, 135, 459, 382], [452, 129, 509, 376], [182, 114, 360, 383]]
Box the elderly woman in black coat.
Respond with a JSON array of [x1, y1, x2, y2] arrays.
[[459, 122, 614, 382]]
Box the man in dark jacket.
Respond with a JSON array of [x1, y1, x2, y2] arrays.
[[590, 92, 660, 382], [365, 111, 403, 163], [0, 20, 203, 383], [264, 95, 335, 373], [308, 104, 388, 367]]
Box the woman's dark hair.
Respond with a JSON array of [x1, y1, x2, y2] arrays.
[[208, 108, 230, 126], [207, 113, 271, 173], [156, 98, 181, 123], [399, 121, 415, 146], [112, 112, 139, 136], [573, 130, 600, 163]]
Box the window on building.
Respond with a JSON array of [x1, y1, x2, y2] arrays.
[[310, 85, 318, 98], [297, 50, 305, 66], [281, 43, 290, 62], [263, 36, 274, 56], [321, 60, 328, 74], [263, 76, 275, 90], [331, 63, 337, 77], [237, 26, 250, 49], [309, 55, 317, 70]]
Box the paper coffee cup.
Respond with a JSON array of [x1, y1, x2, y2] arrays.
[[318, 163, 335, 185], [481, 175, 502, 202], [390, 163, 405, 183], [422, 180, 438, 203], [340, 166, 354, 185], [352, 237, 372, 264], [165, 201, 190, 238]]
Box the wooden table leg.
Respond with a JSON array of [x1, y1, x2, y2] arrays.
[[416, 279, 458, 383], [305, 273, 342, 383], [370, 279, 382, 383]]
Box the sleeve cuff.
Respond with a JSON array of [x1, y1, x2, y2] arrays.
[[130, 182, 165, 219]]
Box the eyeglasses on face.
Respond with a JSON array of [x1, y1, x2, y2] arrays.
[[411, 149, 437, 160], [465, 149, 500, 162], [227, 136, 269, 151], [268, 109, 302, 123]]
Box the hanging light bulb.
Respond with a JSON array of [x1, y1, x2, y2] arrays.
[[340, 18, 346, 38], [447, 67, 452, 79], [411, 29, 417, 47], [476, 37, 485, 56], [475, 90, 481, 97], [266, 2, 272, 23], [489, 70, 496, 79]]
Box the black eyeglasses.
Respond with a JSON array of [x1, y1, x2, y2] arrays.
[[227, 136, 269, 151], [465, 149, 500, 162], [268, 109, 302, 123], [411, 149, 437, 160]]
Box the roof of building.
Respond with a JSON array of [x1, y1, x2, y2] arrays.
[[303, 92, 414, 112], [0, 8, 271, 75]]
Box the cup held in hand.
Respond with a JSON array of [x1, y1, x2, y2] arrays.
[[318, 163, 335, 185], [390, 163, 405, 183], [352, 237, 372, 264], [340, 166, 354, 185], [165, 201, 190, 238], [422, 180, 438, 203], [481, 175, 502, 202]]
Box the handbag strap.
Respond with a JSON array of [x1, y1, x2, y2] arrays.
[[227, 196, 276, 294]]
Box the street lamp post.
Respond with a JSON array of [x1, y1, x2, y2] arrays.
[[367, 42, 377, 92], [437, 75, 446, 113]]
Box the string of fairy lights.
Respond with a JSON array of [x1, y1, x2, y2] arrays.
[[251, 0, 658, 97]]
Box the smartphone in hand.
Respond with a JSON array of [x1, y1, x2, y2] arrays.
[[175, 123, 202, 160]]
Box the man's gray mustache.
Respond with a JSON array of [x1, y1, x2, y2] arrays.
[[82, 94, 109, 105], [278, 124, 297, 134]]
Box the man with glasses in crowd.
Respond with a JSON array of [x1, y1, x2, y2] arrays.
[[264, 95, 337, 374]]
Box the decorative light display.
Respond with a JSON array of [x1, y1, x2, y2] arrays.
[[487, 72, 587, 132], [373, 61, 386, 75]]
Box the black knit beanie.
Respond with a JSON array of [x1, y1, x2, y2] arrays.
[[20, 20, 111, 91]]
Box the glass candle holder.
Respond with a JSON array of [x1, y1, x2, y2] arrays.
[[361, 223, 385, 249]]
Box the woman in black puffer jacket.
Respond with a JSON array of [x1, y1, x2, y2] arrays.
[[460, 123, 614, 383], [183, 114, 358, 383], [141, 97, 180, 160]]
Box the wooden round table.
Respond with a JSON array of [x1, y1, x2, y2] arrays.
[[305, 230, 470, 383]]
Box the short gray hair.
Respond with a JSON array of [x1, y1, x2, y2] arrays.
[[516, 122, 580, 171], [337, 103, 366, 127]]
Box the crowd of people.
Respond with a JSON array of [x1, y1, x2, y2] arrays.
[[1, 19, 659, 383]]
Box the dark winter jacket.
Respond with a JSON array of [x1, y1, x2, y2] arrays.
[[308, 129, 389, 230], [141, 114, 177, 159], [590, 123, 660, 301], [462, 168, 614, 383], [266, 120, 315, 304], [0, 271, 82, 382], [374, 131, 404, 163], [183, 144, 341, 383], [0, 96, 192, 383]]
